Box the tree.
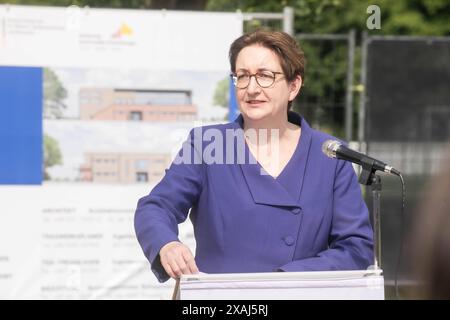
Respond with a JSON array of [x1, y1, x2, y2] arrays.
[[208, 0, 450, 36], [43, 68, 68, 119], [43, 134, 63, 180], [213, 76, 230, 108], [5, 0, 207, 10]]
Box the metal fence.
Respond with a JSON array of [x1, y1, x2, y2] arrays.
[[294, 31, 355, 141], [361, 35, 450, 298]]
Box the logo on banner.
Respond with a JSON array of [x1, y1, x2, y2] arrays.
[[112, 23, 134, 38]]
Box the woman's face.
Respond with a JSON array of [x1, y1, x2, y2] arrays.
[[234, 44, 301, 122]]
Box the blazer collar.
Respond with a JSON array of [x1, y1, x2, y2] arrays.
[[232, 112, 312, 208]]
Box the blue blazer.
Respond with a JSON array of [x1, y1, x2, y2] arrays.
[[135, 112, 374, 283]]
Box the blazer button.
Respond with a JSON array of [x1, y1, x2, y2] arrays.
[[292, 207, 302, 215], [284, 236, 295, 246]]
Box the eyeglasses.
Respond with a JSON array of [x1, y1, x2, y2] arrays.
[[231, 70, 284, 89]]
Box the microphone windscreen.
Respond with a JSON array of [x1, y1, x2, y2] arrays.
[[322, 140, 341, 159]]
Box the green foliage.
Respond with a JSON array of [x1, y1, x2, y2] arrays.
[[43, 68, 67, 119], [1, 0, 152, 8], [43, 134, 63, 180], [206, 0, 450, 36], [294, 40, 349, 138], [213, 77, 230, 108], [206, 0, 288, 12]]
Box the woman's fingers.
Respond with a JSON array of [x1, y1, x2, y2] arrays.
[[182, 249, 199, 274], [162, 261, 176, 279], [160, 241, 199, 279]]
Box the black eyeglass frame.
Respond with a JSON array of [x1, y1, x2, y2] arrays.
[[230, 70, 284, 89]]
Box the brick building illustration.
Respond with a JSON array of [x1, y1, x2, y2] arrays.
[[79, 88, 197, 121]]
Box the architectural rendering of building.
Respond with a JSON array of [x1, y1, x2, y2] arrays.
[[79, 152, 172, 184], [79, 88, 197, 121]]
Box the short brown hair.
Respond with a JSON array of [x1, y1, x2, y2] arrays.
[[229, 30, 305, 83]]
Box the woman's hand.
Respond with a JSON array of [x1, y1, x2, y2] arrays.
[[159, 241, 199, 279]]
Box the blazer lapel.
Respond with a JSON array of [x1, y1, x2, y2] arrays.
[[240, 160, 300, 207], [276, 114, 312, 203], [232, 115, 301, 208]]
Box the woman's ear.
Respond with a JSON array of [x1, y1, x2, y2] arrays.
[[288, 75, 302, 102]]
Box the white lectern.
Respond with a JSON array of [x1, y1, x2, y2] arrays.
[[175, 270, 384, 300]]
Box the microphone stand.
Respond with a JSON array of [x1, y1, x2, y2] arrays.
[[358, 157, 382, 271]]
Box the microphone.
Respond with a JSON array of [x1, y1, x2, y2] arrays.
[[322, 139, 400, 176]]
